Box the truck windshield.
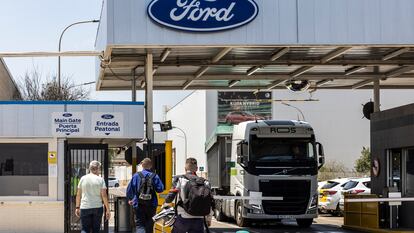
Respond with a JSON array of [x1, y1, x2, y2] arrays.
[[249, 136, 315, 162]]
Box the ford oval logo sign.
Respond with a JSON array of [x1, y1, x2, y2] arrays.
[[101, 114, 114, 120], [147, 0, 259, 32], [63, 113, 72, 117]]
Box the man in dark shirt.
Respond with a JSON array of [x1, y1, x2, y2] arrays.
[[127, 158, 164, 233]]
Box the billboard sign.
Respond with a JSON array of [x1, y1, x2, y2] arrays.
[[147, 0, 259, 32], [218, 92, 272, 126]]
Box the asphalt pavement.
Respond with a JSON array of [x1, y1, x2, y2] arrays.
[[210, 215, 359, 233]]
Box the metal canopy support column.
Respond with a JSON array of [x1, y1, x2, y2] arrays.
[[145, 52, 154, 158], [374, 67, 380, 112], [131, 69, 137, 174], [374, 80, 380, 112], [132, 69, 137, 101]]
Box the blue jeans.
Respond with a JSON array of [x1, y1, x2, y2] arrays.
[[80, 207, 103, 233], [134, 204, 156, 233], [172, 215, 204, 233]]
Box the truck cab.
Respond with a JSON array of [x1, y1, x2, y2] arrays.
[[208, 120, 325, 227]]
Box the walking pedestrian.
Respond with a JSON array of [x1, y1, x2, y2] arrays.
[[127, 158, 165, 233], [164, 157, 213, 233], [75, 161, 110, 233]]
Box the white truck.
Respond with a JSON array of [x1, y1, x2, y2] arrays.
[[206, 120, 325, 227]]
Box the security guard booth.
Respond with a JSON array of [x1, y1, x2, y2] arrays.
[[371, 103, 414, 230], [0, 101, 144, 233]]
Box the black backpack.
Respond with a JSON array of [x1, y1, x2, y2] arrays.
[[180, 174, 213, 216], [137, 172, 156, 205]]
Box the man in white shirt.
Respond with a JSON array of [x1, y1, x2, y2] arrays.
[[75, 161, 110, 233]]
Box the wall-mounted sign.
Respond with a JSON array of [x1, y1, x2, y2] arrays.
[[372, 158, 380, 177], [48, 151, 58, 177], [48, 151, 57, 164], [147, 0, 259, 32], [51, 112, 84, 137], [91, 112, 124, 137]]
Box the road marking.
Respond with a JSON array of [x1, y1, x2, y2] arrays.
[[211, 218, 351, 233], [211, 220, 262, 233], [212, 220, 241, 229]]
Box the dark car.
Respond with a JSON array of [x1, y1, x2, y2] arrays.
[[225, 111, 265, 124]]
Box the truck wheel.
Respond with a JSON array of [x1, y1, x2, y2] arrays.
[[214, 207, 226, 222], [296, 218, 313, 228], [235, 201, 249, 227]]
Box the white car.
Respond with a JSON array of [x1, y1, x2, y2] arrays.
[[318, 181, 327, 191], [108, 177, 120, 187], [339, 178, 371, 211], [318, 178, 350, 216]]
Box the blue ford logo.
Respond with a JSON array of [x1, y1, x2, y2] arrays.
[[63, 113, 72, 117], [147, 0, 259, 32], [101, 114, 114, 120]]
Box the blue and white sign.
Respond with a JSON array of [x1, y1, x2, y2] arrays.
[[91, 112, 124, 137], [51, 112, 84, 137], [147, 0, 259, 32]]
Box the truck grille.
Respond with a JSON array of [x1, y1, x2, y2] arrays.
[[259, 180, 310, 215]]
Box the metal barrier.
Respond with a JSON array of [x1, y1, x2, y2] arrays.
[[345, 197, 414, 203], [343, 194, 380, 229], [213, 196, 283, 201], [344, 194, 414, 231]]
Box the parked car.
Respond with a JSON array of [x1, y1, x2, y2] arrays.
[[224, 111, 265, 124], [108, 177, 120, 187], [318, 181, 328, 191], [318, 178, 350, 216], [339, 178, 371, 211]]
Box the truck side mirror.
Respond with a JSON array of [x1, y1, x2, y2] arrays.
[[316, 142, 324, 156], [316, 142, 325, 169], [237, 140, 248, 167]]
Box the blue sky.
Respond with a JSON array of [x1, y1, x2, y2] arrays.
[[0, 0, 190, 121]]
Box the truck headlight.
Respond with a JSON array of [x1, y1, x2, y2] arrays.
[[309, 194, 318, 209], [247, 204, 263, 214], [248, 207, 263, 214]]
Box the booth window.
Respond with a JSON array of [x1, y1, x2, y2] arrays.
[[0, 143, 48, 196], [406, 149, 414, 196], [389, 149, 402, 192]]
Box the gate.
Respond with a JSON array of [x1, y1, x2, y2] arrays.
[[64, 143, 109, 233]]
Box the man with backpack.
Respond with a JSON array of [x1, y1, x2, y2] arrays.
[[163, 157, 213, 233], [127, 158, 164, 233]]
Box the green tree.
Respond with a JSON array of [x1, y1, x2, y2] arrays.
[[355, 147, 371, 173]]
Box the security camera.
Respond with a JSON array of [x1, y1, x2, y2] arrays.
[[285, 80, 310, 92]]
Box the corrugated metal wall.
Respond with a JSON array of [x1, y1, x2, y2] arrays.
[[96, 0, 414, 48], [0, 103, 144, 138], [166, 91, 207, 174]]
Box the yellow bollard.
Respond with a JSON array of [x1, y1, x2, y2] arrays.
[[154, 140, 173, 233]]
